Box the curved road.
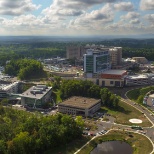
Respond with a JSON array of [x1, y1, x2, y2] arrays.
[[74, 87, 154, 154]]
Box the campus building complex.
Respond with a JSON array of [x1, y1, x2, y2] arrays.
[[67, 45, 123, 69], [58, 96, 101, 117], [83, 49, 111, 78], [20, 85, 52, 108]]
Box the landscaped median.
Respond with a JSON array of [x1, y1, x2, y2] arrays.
[[126, 86, 154, 103], [78, 130, 153, 154], [99, 101, 152, 127]]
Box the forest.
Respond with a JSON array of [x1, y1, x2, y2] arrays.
[[0, 38, 154, 66], [0, 106, 83, 154], [4, 59, 44, 80]]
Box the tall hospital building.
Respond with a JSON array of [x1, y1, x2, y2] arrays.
[[83, 49, 111, 78], [109, 47, 122, 68]]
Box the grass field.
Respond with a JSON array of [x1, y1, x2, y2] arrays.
[[127, 88, 140, 101], [99, 101, 152, 127], [78, 130, 153, 154]]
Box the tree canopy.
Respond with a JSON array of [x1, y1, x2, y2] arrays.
[[0, 106, 83, 154], [5, 59, 44, 80], [60, 79, 119, 109]]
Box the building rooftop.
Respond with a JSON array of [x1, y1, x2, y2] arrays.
[[2, 82, 19, 91], [126, 74, 148, 79], [20, 85, 52, 99], [59, 96, 101, 109], [102, 69, 127, 75]]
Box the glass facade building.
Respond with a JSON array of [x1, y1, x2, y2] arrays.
[[84, 49, 110, 78]]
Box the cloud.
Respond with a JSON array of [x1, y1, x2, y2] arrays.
[[121, 12, 140, 20], [68, 4, 114, 30], [42, 0, 117, 17], [105, 22, 153, 35], [0, 18, 4, 22], [140, 0, 154, 10], [0, 0, 41, 16], [144, 14, 154, 23], [114, 2, 134, 11], [130, 19, 140, 24]]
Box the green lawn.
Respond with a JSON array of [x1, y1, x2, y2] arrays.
[[54, 90, 62, 104], [78, 130, 153, 154], [127, 86, 154, 102], [99, 101, 152, 127], [127, 88, 140, 101]]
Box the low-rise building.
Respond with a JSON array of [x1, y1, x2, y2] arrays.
[[99, 70, 127, 87], [0, 82, 20, 100], [2, 82, 19, 93], [20, 85, 52, 108], [132, 57, 148, 64], [125, 74, 149, 86], [0, 90, 8, 100], [58, 96, 101, 117]]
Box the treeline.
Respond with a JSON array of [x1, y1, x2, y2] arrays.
[[60, 80, 119, 109], [0, 43, 66, 66], [5, 59, 44, 80], [0, 40, 154, 66], [0, 106, 83, 154], [123, 47, 154, 61]]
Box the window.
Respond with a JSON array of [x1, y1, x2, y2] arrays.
[[110, 81, 114, 84]]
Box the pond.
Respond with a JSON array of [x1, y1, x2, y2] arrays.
[[90, 141, 133, 154]]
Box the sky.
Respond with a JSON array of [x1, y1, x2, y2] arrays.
[[0, 0, 153, 36]]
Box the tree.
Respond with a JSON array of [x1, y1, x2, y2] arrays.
[[0, 99, 9, 106], [7, 132, 31, 154], [100, 88, 119, 108], [75, 116, 84, 129], [137, 95, 144, 104], [5, 59, 44, 80], [0, 140, 7, 154], [100, 88, 110, 105]]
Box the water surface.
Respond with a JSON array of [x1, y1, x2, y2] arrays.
[[90, 141, 133, 154]]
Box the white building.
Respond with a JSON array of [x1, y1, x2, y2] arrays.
[[20, 85, 52, 108]]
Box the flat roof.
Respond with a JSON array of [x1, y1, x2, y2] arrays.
[[20, 85, 52, 99], [2, 82, 19, 91], [102, 70, 127, 75], [126, 74, 148, 79], [59, 96, 101, 109]]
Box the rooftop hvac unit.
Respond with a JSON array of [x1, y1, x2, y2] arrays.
[[33, 87, 45, 91], [30, 89, 43, 94], [36, 85, 47, 89]]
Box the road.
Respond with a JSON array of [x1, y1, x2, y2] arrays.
[[74, 87, 154, 154]]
